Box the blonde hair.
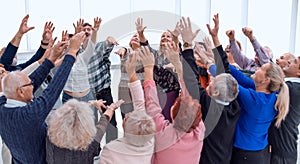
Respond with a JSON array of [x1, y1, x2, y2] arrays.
[[47, 99, 96, 151], [266, 62, 289, 127]]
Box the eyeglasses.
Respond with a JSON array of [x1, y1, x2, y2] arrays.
[[20, 81, 34, 88]]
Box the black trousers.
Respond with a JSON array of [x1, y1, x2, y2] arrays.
[[231, 146, 271, 164], [270, 153, 297, 164], [95, 87, 117, 143]]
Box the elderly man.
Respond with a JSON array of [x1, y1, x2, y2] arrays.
[[0, 32, 85, 164], [269, 55, 300, 164]]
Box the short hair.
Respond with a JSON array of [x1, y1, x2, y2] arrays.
[[213, 73, 239, 102], [47, 99, 96, 151], [2, 71, 26, 98], [83, 23, 92, 27], [124, 110, 155, 146], [171, 95, 202, 133], [68, 34, 74, 39]]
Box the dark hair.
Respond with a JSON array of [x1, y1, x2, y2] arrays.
[[83, 23, 92, 27]]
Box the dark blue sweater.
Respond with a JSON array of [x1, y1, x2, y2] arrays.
[[0, 43, 46, 71], [0, 55, 75, 164]]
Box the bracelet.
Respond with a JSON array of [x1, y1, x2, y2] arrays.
[[41, 41, 49, 46]]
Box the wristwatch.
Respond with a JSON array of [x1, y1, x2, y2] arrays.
[[183, 42, 192, 47]]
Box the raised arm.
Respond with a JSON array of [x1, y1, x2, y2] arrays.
[[91, 17, 102, 44], [28, 32, 86, 124], [242, 27, 270, 66], [226, 29, 254, 69], [136, 17, 147, 43], [126, 51, 145, 111], [94, 99, 124, 143], [0, 15, 34, 70], [29, 41, 68, 93]]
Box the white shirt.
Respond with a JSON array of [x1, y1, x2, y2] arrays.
[[64, 38, 95, 92]]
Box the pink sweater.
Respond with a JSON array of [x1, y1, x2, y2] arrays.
[[143, 80, 205, 164]]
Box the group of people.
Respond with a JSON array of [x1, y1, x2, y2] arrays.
[[0, 12, 298, 164]]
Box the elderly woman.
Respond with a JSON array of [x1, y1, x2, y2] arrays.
[[100, 50, 156, 164], [46, 99, 123, 164]]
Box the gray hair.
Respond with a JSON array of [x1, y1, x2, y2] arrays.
[[47, 99, 96, 151], [124, 110, 155, 146], [2, 71, 26, 98], [214, 73, 239, 102]]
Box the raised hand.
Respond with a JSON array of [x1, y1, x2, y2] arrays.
[[196, 42, 215, 68], [93, 99, 107, 110], [164, 42, 182, 77], [242, 27, 254, 41], [206, 13, 221, 47], [139, 46, 154, 69], [179, 17, 200, 47], [203, 37, 214, 59], [226, 30, 235, 41], [48, 41, 68, 63], [61, 30, 69, 42], [104, 99, 125, 120], [106, 36, 119, 46], [115, 47, 127, 58], [168, 22, 180, 38], [73, 18, 84, 34], [206, 13, 219, 38], [135, 17, 147, 34], [93, 17, 102, 32], [68, 31, 86, 57], [18, 14, 35, 35], [164, 42, 181, 65], [42, 22, 55, 44], [126, 51, 139, 82]]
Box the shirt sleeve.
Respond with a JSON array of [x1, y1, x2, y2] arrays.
[[229, 40, 254, 70], [128, 80, 145, 111], [251, 38, 270, 66], [143, 80, 170, 132]]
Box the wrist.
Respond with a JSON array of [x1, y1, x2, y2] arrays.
[[67, 49, 78, 56], [129, 74, 138, 83]]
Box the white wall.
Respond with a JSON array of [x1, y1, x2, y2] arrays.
[[1, 0, 299, 62]]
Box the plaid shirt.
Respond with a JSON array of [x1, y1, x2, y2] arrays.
[[88, 41, 114, 93]]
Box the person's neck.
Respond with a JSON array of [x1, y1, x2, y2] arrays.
[[82, 39, 88, 49], [256, 86, 270, 94]]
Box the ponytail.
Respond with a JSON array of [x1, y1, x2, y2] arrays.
[[274, 82, 289, 127]]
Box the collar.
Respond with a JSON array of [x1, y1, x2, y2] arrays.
[[0, 92, 3, 96], [285, 77, 300, 83], [5, 99, 27, 108], [215, 99, 230, 106]]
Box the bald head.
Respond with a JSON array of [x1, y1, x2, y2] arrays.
[[276, 53, 295, 69], [2, 71, 33, 102]]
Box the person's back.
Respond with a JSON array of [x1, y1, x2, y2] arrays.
[[100, 137, 154, 164], [0, 32, 84, 164], [268, 80, 300, 162], [0, 103, 48, 163]]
